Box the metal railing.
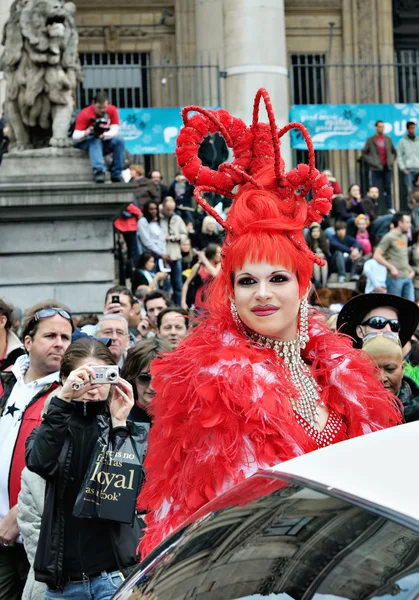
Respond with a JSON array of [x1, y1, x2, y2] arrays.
[[76, 53, 221, 182], [290, 52, 419, 209]]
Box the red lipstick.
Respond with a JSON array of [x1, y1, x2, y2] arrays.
[[251, 305, 279, 317]]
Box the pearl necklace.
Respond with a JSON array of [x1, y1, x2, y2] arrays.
[[248, 332, 324, 429]]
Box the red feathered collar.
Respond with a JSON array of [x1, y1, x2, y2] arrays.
[[137, 313, 401, 557]]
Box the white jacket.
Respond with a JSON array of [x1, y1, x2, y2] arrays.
[[17, 468, 47, 600]]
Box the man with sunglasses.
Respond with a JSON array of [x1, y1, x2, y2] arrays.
[[337, 293, 419, 351], [0, 301, 73, 599]]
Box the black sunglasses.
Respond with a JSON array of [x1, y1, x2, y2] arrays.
[[137, 373, 152, 384], [361, 316, 400, 333]]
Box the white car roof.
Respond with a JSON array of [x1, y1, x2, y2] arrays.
[[269, 421, 419, 523]]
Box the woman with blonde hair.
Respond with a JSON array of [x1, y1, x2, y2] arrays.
[[197, 215, 223, 249]]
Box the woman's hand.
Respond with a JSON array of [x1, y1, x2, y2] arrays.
[[156, 271, 168, 281], [59, 363, 101, 403], [181, 300, 189, 311], [109, 378, 134, 428]]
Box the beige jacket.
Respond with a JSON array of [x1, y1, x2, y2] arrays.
[[160, 213, 188, 261]]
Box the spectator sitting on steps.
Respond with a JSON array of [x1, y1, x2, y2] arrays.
[[329, 221, 363, 284], [72, 91, 125, 184]]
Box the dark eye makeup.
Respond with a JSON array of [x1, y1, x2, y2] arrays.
[[236, 272, 290, 286]]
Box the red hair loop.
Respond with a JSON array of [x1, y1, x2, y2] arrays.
[[252, 88, 282, 182], [175, 88, 333, 266]]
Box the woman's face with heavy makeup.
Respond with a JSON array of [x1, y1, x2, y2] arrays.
[[233, 261, 302, 341]]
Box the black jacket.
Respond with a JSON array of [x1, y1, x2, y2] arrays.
[[25, 396, 148, 590], [398, 375, 419, 423]]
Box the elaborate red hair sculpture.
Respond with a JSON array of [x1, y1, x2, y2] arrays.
[[176, 88, 333, 302]]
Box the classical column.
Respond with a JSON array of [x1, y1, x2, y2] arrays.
[[194, 0, 225, 107], [223, 0, 290, 165]]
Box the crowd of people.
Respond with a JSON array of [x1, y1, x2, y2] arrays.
[[3, 91, 419, 600]]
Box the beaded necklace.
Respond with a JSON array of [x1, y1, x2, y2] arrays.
[[231, 303, 323, 429], [248, 332, 324, 429]]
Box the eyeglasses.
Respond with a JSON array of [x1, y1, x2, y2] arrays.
[[25, 307, 74, 336], [361, 316, 400, 333], [137, 373, 151, 384]]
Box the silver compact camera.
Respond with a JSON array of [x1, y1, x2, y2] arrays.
[[89, 365, 119, 385]]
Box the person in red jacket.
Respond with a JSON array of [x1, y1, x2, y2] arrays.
[[136, 89, 402, 558], [0, 301, 73, 599], [72, 91, 125, 183]]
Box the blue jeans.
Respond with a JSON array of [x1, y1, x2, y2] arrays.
[[403, 170, 418, 193], [74, 136, 125, 177], [386, 276, 415, 301], [370, 168, 393, 210], [170, 259, 183, 306], [331, 251, 360, 277], [45, 570, 123, 599]]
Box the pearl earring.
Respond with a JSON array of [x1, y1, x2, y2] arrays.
[[299, 298, 309, 349]]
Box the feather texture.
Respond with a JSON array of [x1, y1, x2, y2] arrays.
[[137, 312, 402, 557]]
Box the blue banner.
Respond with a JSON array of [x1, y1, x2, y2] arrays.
[[289, 104, 419, 150], [118, 107, 182, 154]]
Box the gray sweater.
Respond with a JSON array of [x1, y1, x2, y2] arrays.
[[17, 468, 47, 600], [398, 135, 419, 171]]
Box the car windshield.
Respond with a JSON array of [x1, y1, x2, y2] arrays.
[[113, 479, 419, 600]]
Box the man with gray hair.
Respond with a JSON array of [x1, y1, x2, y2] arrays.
[[96, 314, 130, 367]]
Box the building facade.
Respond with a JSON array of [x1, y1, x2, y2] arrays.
[[0, 0, 414, 194]]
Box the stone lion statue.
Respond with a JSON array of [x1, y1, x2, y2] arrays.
[[0, 0, 83, 149]]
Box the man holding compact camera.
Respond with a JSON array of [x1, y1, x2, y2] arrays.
[[73, 91, 125, 183]]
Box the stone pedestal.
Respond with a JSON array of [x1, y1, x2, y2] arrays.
[[0, 150, 136, 314], [0, 147, 93, 184]]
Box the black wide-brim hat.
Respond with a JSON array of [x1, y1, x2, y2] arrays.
[[337, 293, 419, 348]]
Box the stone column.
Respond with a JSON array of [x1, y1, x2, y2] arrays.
[[223, 0, 290, 166], [194, 0, 225, 106]]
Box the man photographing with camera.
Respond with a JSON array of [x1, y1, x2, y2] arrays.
[[73, 91, 125, 183]]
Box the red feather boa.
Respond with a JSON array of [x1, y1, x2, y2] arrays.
[[137, 313, 401, 557]]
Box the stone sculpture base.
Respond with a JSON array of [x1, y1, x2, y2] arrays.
[[0, 147, 93, 184], [0, 151, 136, 314]]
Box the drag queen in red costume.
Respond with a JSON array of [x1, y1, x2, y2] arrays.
[[137, 89, 401, 556]]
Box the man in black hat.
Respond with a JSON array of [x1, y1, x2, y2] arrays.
[[337, 293, 419, 350]]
